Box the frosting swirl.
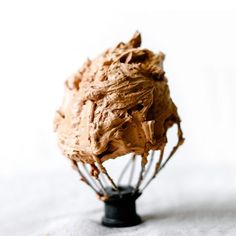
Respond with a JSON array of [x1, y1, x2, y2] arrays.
[[54, 32, 183, 169]]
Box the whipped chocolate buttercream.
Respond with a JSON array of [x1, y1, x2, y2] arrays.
[[54, 32, 184, 174]]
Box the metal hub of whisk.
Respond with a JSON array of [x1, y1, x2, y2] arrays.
[[71, 124, 184, 227]]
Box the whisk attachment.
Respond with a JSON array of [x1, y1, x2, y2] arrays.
[[54, 32, 185, 228], [102, 186, 142, 227], [72, 123, 184, 227]]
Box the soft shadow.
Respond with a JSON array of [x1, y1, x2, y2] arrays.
[[142, 200, 236, 223]]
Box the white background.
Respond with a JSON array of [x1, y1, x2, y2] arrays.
[[0, 1, 236, 235], [0, 1, 235, 174]]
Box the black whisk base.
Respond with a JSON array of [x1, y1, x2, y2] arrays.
[[102, 186, 142, 227]]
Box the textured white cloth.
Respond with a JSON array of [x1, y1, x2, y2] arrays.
[[1, 159, 236, 236]]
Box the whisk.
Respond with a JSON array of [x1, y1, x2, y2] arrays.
[[54, 32, 184, 227], [71, 123, 184, 227]]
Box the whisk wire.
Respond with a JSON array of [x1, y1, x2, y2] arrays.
[[117, 153, 134, 186], [128, 154, 136, 185], [72, 161, 101, 196], [140, 148, 164, 192], [93, 156, 119, 192], [133, 160, 146, 192], [82, 163, 102, 192], [143, 150, 155, 179]]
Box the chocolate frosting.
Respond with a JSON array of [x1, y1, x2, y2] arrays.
[[54, 32, 183, 172]]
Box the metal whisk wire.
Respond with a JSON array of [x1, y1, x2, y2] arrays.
[[73, 123, 184, 199]]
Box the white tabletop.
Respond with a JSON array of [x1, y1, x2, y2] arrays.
[[1, 158, 235, 236]]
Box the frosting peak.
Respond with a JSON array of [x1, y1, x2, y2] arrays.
[[54, 32, 183, 170]]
